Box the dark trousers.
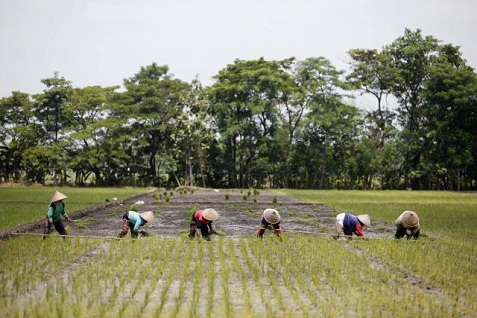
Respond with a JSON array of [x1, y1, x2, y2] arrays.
[[44, 218, 67, 236], [395, 224, 420, 239], [189, 216, 213, 240]]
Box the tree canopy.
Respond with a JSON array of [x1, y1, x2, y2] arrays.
[[1, 29, 476, 190]]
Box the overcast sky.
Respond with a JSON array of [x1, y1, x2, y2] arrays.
[[1, 0, 476, 105]]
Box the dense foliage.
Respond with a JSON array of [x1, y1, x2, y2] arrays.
[[1, 29, 476, 189]]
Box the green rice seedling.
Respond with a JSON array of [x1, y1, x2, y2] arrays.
[[170, 238, 194, 317], [287, 209, 297, 216], [298, 212, 311, 219], [226, 239, 252, 316], [272, 196, 278, 203], [188, 241, 204, 318], [0, 187, 151, 231], [238, 239, 275, 315], [242, 194, 248, 201], [217, 238, 233, 317], [246, 210, 256, 216], [73, 217, 94, 229], [224, 194, 230, 200]]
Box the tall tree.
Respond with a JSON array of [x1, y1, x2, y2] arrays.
[[0, 92, 36, 182], [174, 78, 215, 187], [209, 58, 293, 188], [384, 28, 440, 189], [67, 85, 125, 185], [421, 44, 477, 190], [347, 49, 398, 146], [117, 63, 190, 187], [30, 73, 74, 184]]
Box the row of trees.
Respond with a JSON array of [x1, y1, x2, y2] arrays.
[[1, 29, 476, 190]]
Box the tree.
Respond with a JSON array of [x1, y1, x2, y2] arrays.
[[117, 63, 190, 187], [209, 58, 293, 188], [289, 57, 357, 189], [384, 28, 440, 189], [421, 44, 477, 190], [174, 78, 215, 187], [347, 48, 398, 146], [67, 85, 126, 185], [0, 92, 36, 182], [30, 73, 74, 184]]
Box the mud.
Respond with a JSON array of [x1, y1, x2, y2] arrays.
[[24, 188, 395, 239]]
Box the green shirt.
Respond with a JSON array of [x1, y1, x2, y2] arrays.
[[47, 202, 66, 222]]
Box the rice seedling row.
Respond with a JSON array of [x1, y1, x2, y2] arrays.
[[2, 188, 477, 317]]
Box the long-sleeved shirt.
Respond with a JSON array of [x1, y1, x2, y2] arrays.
[[47, 202, 66, 222], [126, 211, 146, 231], [336, 213, 363, 236]]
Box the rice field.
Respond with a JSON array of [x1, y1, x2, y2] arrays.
[[0, 188, 476, 317]]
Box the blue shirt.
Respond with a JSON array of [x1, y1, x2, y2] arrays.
[[127, 211, 146, 231]]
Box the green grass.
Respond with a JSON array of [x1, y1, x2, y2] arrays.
[[277, 189, 477, 240], [1, 188, 477, 317], [0, 187, 154, 231]]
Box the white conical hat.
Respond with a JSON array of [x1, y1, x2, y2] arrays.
[[263, 208, 281, 224], [202, 208, 218, 221], [402, 211, 419, 228], [140, 211, 155, 223], [357, 214, 371, 227], [51, 191, 68, 203]]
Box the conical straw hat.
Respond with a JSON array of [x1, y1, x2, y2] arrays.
[[402, 211, 419, 228], [263, 208, 281, 224], [51, 191, 68, 203], [202, 208, 218, 221], [140, 211, 155, 223], [357, 214, 371, 227]]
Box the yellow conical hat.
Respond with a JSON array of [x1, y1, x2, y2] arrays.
[[202, 208, 218, 221], [51, 191, 68, 203], [140, 211, 155, 223]]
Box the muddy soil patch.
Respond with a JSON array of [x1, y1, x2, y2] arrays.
[[15, 188, 395, 239]]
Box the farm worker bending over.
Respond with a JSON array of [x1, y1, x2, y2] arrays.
[[44, 191, 71, 237], [395, 210, 420, 239], [333, 213, 370, 239], [257, 208, 282, 238], [188, 208, 218, 241], [118, 211, 154, 238]]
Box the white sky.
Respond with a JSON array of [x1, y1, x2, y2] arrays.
[[1, 0, 476, 109]]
